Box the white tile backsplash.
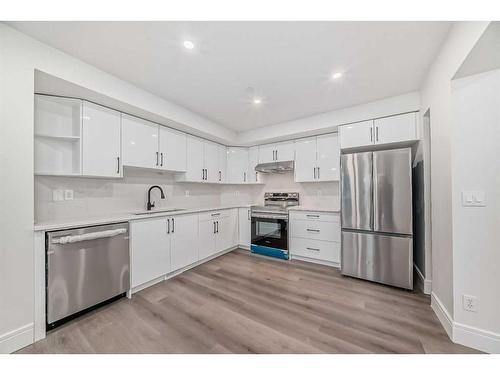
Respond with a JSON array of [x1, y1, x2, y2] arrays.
[[35, 168, 339, 222]]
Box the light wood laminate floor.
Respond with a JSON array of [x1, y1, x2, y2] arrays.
[[18, 249, 479, 354]]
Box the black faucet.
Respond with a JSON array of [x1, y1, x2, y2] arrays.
[[147, 185, 165, 211]]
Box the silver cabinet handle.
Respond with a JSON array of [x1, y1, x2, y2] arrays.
[[370, 127, 373, 142], [117, 157, 120, 174], [51, 228, 127, 244], [167, 218, 170, 234], [171, 218, 175, 233], [247, 209, 250, 220], [306, 247, 320, 252], [376, 126, 379, 142], [317, 167, 320, 179], [275, 150, 278, 161], [219, 170, 221, 181], [211, 212, 221, 217], [307, 229, 320, 232], [255, 171, 258, 182], [314, 167, 316, 179], [216, 221, 219, 233], [306, 214, 320, 218], [156, 151, 159, 166], [160, 152, 164, 167], [243, 172, 246, 182], [213, 221, 216, 234]]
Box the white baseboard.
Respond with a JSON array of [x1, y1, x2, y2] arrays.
[[454, 322, 500, 354], [431, 292, 453, 337], [0, 323, 34, 354], [431, 292, 500, 353], [291, 254, 340, 268], [414, 264, 432, 294]]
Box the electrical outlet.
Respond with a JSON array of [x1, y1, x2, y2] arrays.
[[462, 294, 478, 312], [52, 189, 64, 202], [64, 189, 74, 200], [462, 190, 486, 207]]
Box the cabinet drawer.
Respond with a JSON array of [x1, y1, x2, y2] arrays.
[[199, 210, 229, 222], [290, 211, 339, 223], [291, 219, 340, 242], [290, 237, 340, 263]]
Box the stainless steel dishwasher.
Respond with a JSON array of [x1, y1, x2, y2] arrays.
[[46, 222, 130, 328]]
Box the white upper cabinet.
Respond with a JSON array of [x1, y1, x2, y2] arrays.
[[226, 147, 249, 184], [339, 120, 374, 149], [122, 115, 159, 169], [294, 137, 317, 182], [259, 141, 295, 163], [340, 113, 418, 150], [82, 102, 122, 178], [182, 136, 205, 182], [178, 136, 224, 183], [34, 95, 82, 176], [158, 127, 186, 172], [204, 141, 220, 183], [248, 146, 261, 183], [374, 112, 417, 145], [294, 133, 339, 182], [217, 145, 227, 183], [316, 133, 340, 181]]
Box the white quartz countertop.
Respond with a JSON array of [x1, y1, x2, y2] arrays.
[[288, 205, 340, 213], [34, 205, 253, 232]]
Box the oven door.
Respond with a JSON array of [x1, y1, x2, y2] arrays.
[[251, 214, 288, 259]]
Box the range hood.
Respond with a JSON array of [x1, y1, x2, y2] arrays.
[[254, 160, 294, 174]]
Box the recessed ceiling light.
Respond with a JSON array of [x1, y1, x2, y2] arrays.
[[331, 72, 343, 80], [253, 98, 262, 105], [183, 40, 195, 50]]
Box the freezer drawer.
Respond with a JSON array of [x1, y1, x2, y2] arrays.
[[47, 223, 130, 325], [341, 231, 413, 289]]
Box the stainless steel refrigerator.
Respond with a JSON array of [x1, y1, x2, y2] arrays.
[[340, 148, 413, 289]]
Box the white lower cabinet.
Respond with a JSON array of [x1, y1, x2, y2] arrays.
[[238, 207, 251, 248], [170, 214, 199, 272], [130, 217, 171, 288], [289, 210, 341, 267], [198, 209, 238, 260]]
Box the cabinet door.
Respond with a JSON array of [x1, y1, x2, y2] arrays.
[[204, 141, 219, 183], [226, 147, 249, 184], [248, 146, 261, 183], [82, 102, 121, 177], [374, 112, 417, 145], [275, 141, 295, 162], [130, 218, 170, 288], [216, 209, 238, 252], [316, 133, 340, 181], [184, 136, 204, 182], [217, 145, 227, 183], [294, 137, 317, 182], [122, 115, 159, 169], [339, 120, 374, 149], [238, 207, 251, 248], [198, 219, 216, 260], [171, 214, 199, 271], [258, 143, 276, 163], [159, 127, 186, 172]]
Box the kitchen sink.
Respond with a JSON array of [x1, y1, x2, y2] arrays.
[[132, 208, 186, 215]]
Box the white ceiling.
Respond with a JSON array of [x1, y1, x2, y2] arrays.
[[10, 21, 450, 131]]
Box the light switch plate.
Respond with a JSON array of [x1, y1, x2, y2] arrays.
[[462, 190, 486, 207], [52, 189, 64, 202], [64, 190, 74, 200]]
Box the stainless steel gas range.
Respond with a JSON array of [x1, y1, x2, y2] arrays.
[[250, 192, 299, 260]]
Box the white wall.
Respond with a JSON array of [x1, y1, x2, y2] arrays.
[[418, 21, 490, 319], [451, 69, 500, 353], [237, 91, 420, 145]]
